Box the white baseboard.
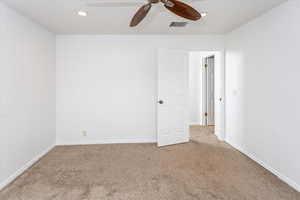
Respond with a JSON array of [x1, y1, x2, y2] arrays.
[[0, 144, 55, 191], [189, 123, 201, 126], [5, 139, 298, 193], [216, 133, 224, 141], [226, 139, 300, 192], [56, 138, 157, 146]]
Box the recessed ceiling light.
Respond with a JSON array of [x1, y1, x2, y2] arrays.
[[78, 10, 88, 17], [201, 12, 208, 17]]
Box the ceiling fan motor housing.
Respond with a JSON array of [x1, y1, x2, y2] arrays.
[[149, 0, 160, 3]]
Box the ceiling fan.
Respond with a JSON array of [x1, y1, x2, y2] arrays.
[[85, 0, 202, 27]]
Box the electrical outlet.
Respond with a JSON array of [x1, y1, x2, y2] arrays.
[[82, 130, 87, 136]]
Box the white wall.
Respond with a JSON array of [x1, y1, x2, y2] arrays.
[[189, 52, 202, 125], [0, 2, 56, 188], [56, 35, 224, 145], [225, 0, 300, 191]]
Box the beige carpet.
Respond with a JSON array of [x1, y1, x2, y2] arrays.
[[1, 131, 299, 200], [190, 125, 218, 146]]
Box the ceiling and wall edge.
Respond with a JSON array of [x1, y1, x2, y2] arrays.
[[2, 0, 288, 35]]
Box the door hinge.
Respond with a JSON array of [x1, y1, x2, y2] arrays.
[[205, 112, 208, 117], [205, 64, 208, 68]]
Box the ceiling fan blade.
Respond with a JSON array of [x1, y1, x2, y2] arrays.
[[163, 0, 201, 21], [130, 3, 152, 27]]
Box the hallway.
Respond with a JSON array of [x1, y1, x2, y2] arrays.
[[190, 125, 222, 146]]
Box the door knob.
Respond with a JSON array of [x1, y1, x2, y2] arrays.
[[158, 100, 164, 104]]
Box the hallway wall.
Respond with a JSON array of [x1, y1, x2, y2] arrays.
[[225, 0, 300, 191]]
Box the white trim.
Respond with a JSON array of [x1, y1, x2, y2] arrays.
[[189, 123, 202, 126], [0, 144, 55, 191], [215, 130, 225, 141], [226, 139, 300, 192], [56, 138, 157, 146]]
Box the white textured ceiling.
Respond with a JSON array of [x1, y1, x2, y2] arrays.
[[2, 0, 287, 34]]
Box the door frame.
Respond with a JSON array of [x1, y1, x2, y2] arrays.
[[203, 55, 215, 126]]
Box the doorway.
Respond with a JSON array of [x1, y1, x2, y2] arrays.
[[157, 49, 225, 147], [189, 51, 223, 144], [203, 55, 215, 126]]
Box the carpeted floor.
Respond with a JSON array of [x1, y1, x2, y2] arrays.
[[1, 129, 299, 200], [190, 125, 218, 146]]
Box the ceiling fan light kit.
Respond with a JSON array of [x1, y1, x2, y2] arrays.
[[161, 0, 175, 7]]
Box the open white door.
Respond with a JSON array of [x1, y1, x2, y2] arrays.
[[157, 49, 189, 147]]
